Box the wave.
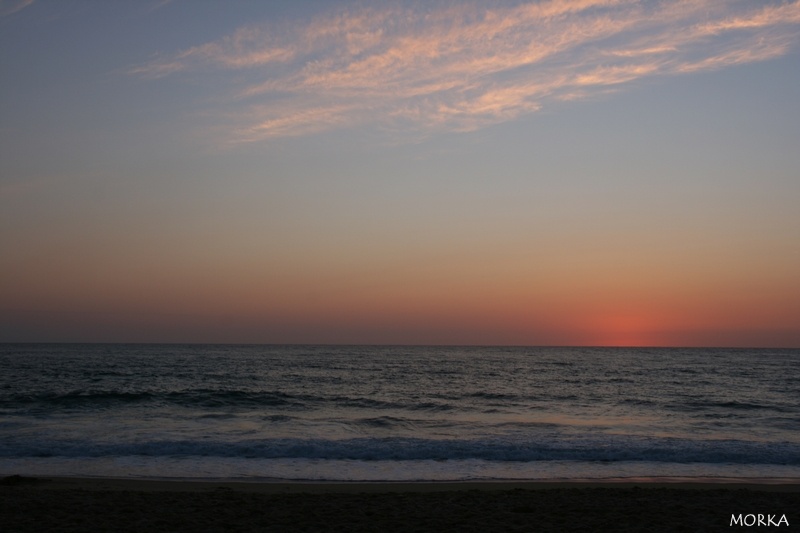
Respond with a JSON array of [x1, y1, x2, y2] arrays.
[[1, 389, 459, 412], [3, 435, 799, 465], [4, 391, 156, 408]]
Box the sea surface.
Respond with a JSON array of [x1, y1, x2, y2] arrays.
[[1, 344, 799, 481]]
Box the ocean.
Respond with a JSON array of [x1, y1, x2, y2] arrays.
[[1, 344, 799, 482]]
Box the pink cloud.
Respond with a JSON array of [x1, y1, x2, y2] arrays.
[[0, 0, 34, 17], [132, 0, 800, 142]]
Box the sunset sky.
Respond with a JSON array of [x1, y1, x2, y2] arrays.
[[1, 0, 799, 346]]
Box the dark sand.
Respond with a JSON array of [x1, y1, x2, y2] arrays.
[[2, 476, 798, 532]]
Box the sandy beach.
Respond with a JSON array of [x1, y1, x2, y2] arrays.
[[2, 476, 798, 532]]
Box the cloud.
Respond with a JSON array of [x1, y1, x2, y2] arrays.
[[148, 0, 174, 12], [0, 0, 34, 17], [132, 0, 800, 142]]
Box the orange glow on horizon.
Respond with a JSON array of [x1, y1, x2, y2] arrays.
[[582, 312, 668, 347]]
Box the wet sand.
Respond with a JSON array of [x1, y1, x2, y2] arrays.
[[2, 476, 798, 532]]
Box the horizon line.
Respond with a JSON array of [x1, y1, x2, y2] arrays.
[[2, 341, 797, 350]]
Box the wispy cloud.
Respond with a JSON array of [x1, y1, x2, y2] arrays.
[[147, 0, 174, 13], [132, 0, 800, 143], [0, 0, 34, 17]]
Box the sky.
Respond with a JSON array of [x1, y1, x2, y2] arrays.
[[1, 0, 799, 347]]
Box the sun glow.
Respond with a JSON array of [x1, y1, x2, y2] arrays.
[[586, 312, 667, 347]]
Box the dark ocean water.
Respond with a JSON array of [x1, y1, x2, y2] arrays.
[[1, 344, 799, 481]]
